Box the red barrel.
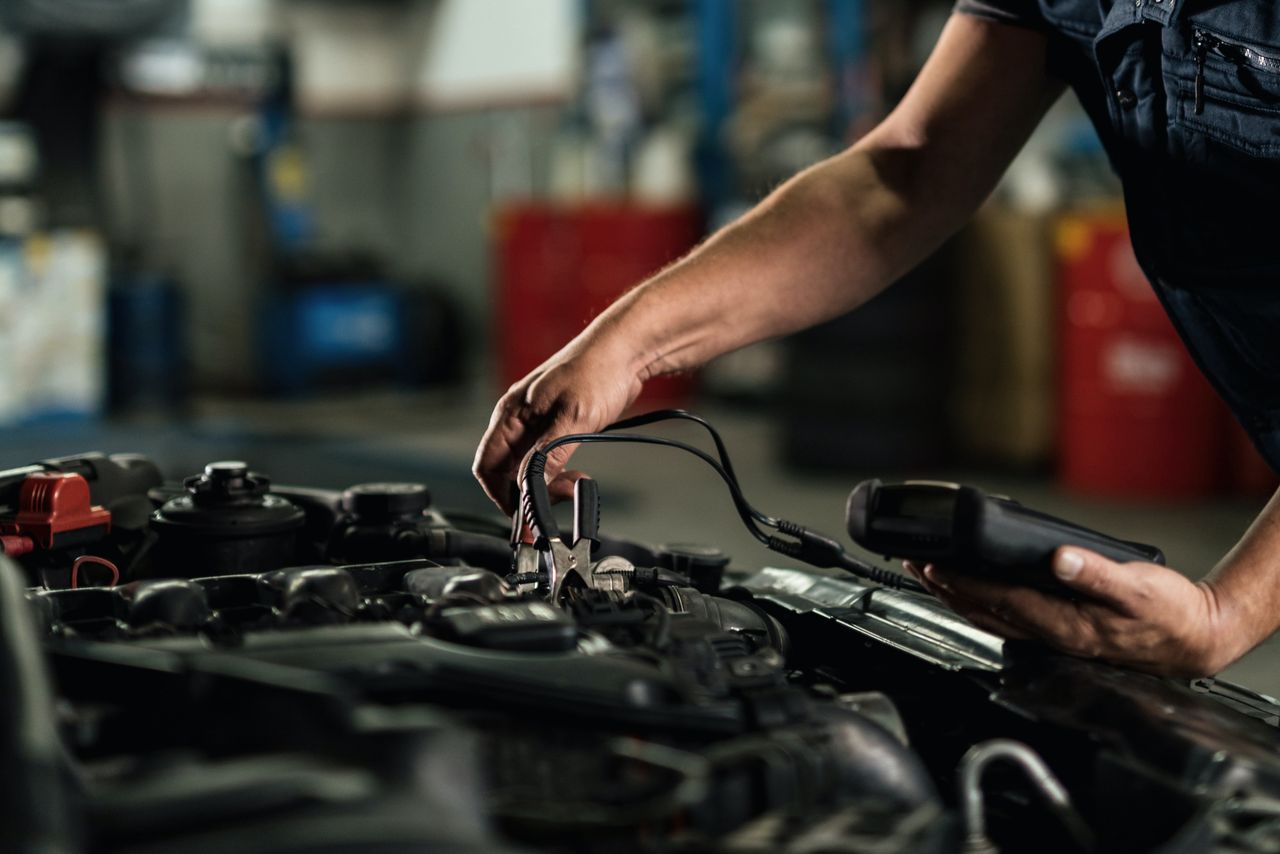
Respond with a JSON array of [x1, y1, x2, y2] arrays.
[[1056, 212, 1222, 498], [494, 202, 700, 407], [1226, 415, 1279, 498]]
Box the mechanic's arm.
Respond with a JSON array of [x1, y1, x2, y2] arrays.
[[915, 488, 1280, 678], [474, 14, 1063, 512]]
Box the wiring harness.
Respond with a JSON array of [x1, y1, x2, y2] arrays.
[[520, 409, 925, 593]]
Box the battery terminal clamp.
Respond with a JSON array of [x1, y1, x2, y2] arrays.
[[521, 474, 614, 601]]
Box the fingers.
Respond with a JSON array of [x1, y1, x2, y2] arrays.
[[915, 554, 1205, 673], [914, 563, 1034, 640], [539, 428, 584, 483], [923, 565, 1083, 646], [925, 566, 1051, 616], [1049, 547, 1144, 614], [472, 378, 594, 515], [473, 343, 644, 515], [473, 403, 531, 514], [514, 412, 587, 511], [956, 607, 1036, 641]]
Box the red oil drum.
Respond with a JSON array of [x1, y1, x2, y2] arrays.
[[1226, 414, 1279, 498], [1055, 212, 1222, 498], [495, 202, 700, 407]]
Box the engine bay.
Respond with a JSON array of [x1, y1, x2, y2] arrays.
[[8, 446, 1280, 853]]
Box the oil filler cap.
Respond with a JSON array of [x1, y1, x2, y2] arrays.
[[153, 461, 304, 537], [341, 483, 431, 522]]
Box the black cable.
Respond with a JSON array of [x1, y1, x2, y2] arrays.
[[589, 407, 783, 530], [629, 591, 672, 650], [524, 433, 773, 547], [601, 409, 775, 527], [521, 422, 925, 593], [544, 409, 772, 531], [766, 518, 923, 591]]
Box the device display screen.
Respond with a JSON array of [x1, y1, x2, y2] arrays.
[[875, 486, 957, 521]]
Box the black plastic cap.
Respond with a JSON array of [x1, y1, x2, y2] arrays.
[[341, 483, 432, 521], [184, 461, 271, 506], [154, 461, 304, 537], [658, 543, 730, 593]]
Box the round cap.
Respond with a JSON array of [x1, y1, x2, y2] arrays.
[[152, 461, 304, 537], [341, 483, 431, 521]]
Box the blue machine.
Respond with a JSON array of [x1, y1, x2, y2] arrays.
[[261, 283, 414, 395]]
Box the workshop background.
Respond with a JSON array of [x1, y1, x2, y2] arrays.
[[2, 0, 1277, 690]]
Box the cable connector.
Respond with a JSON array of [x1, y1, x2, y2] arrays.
[[768, 519, 924, 592], [768, 520, 846, 568]]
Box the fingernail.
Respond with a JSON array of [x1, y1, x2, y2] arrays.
[[1055, 550, 1084, 580]]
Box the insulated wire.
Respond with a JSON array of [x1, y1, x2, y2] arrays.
[[527, 419, 925, 592], [70, 555, 120, 590], [538, 432, 773, 546], [600, 409, 776, 527]]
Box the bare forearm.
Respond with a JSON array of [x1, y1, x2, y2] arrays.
[[588, 140, 974, 381], [1201, 488, 1280, 669], [576, 14, 1061, 382]]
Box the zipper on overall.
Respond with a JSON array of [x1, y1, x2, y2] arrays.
[[1193, 28, 1280, 114]]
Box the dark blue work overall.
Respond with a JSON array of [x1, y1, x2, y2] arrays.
[[958, 0, 1280, 472]]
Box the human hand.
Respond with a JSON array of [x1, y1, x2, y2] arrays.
[[908, 547, 1238, 678], [473, 337, 644, 515]]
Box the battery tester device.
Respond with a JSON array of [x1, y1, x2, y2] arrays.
[[846, 479, 1164, 594]]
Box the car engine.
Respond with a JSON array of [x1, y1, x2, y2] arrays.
[[7, 448, 1280, 853]]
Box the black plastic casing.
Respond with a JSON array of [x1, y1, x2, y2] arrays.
[[846, 479, 1165, 593], [151, 464, 306, 578]]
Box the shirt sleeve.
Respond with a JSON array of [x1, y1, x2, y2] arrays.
[[953, 1, 1045, 29]]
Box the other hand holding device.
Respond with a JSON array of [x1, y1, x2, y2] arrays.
[[845, 480, 1164, 595]]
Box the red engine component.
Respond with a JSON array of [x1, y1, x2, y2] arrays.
[[0, 472, 111, 549]]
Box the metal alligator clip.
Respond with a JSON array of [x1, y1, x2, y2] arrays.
[[509, 483, 543, 596], [548, 478, 600, 601]]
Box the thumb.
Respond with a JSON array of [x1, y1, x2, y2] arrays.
[[1051, 547, 1138, 609], [531, 408, 597, 483], [517, 415, 582, 487]]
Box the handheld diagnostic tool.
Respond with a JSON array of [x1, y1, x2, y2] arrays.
[[845, 480, 1164, 593]]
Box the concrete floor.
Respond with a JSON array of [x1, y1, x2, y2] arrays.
[[192, 390, 1280, 697]]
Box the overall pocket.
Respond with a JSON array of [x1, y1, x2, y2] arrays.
[[1180, 29, 1280, 156]]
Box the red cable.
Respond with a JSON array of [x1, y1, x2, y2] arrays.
[[70, 555, 120, 590]]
